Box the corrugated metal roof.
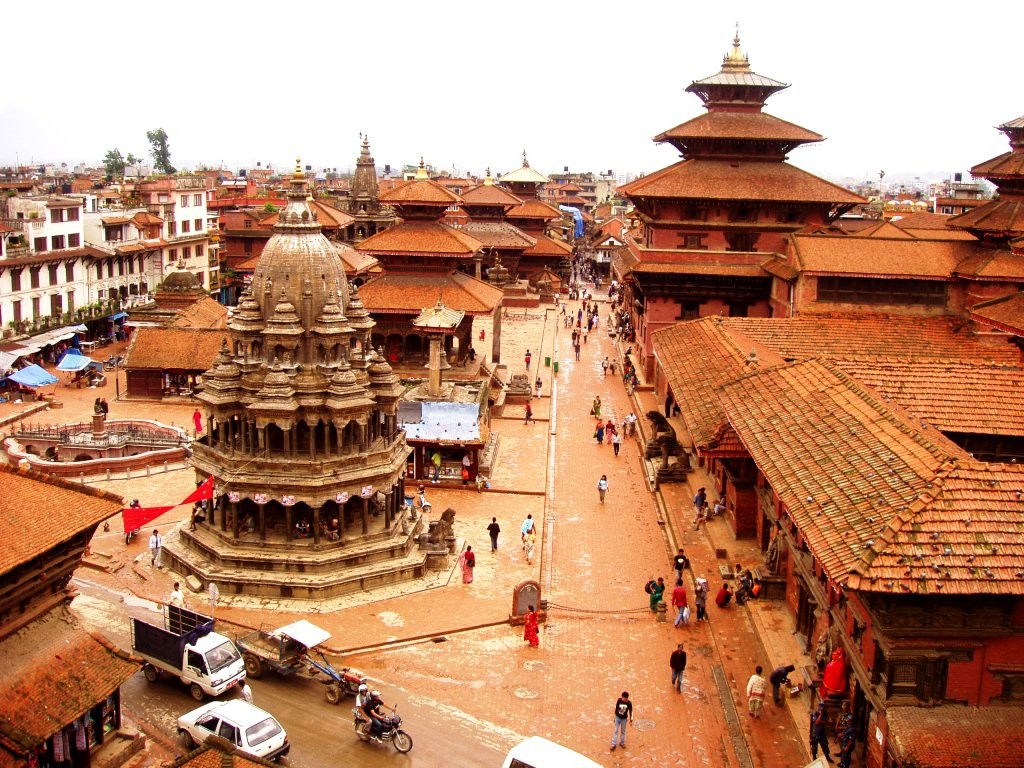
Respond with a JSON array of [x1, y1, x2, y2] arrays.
[[398, 401, 481, 442]]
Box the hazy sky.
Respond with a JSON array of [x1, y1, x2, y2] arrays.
[[3, 1, 1020, 185]]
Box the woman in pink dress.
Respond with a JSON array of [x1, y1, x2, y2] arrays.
[[459, 545, 476, 583], [523, 605, 540, 647]]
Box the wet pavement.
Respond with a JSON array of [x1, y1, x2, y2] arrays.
[[30, 303, 819, 766]]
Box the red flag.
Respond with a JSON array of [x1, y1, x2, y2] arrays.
[[180, 476, 215, 506], [122, 505, 174, 533]]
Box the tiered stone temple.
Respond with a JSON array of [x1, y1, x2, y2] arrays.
[[168, 161, 423, 600]]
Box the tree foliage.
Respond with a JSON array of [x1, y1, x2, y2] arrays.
[[146, 128, 176, 175], [103, 148, 142, 179]]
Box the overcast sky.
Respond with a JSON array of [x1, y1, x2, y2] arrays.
[[2, 1, 1020, 185]]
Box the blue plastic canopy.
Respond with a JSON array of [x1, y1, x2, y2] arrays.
[[559, 205, 584, 238], [8, 364, 58, 387], [57, 350, 92, 372]]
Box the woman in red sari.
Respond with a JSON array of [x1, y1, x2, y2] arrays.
[[523, 605, 540, 647]]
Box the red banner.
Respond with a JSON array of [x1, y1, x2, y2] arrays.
[[122, 505, 174, 533], [180, 476, 215, 506]]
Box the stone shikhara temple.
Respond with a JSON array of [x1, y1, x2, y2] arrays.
[[168, 161, 424, 599]]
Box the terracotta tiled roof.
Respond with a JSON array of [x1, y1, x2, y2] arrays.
[[0, 245, 109, 268], [498, 165, 549, 184], [886, 705, 1024, 768], [169, 743, 274, 768], [883, 211, 957, 231], [460, 184, 522, 207], [461, 222, 536, 249], [761, 256, 799, 280], [835, 358, 1024, 436], [505, 199, 564, 221], [380, 178, 462, 205], [123, 328, 225, 370], [356, 221, 482, 257], [260, 200, 355, 229], [954, 248, 1024, 280], [717, 359, 966, 585], [131, 211, 164, 226], [970, 291, 1024, 334], [338, 247, 379, 275], [653, 317, 787, 452], [654, 111, 823, 144], [619, 159, 865, 204], [730, 314, 1020, 363], [790, 235, 972, 278], [521, 232, 572, 258], [0, 608, 138, 761], [171, 297, 229, 329], [947, 198, 1024, 233], [358, 271, 503, 314], [970, 147, 1024, 178]]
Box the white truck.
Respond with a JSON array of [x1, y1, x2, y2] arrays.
[[131, 605, 245, 701]]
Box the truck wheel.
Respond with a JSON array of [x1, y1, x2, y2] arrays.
[[189, 683, 205, 702], [143, 664, 159, 683], [325, 684, 341, 705], [178, 730, 195, 749], [244, 654, 264, 679]]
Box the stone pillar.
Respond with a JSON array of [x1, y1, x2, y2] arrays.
[[361, 496, 369, 535], [427, 335, 443, 397], [313, 505, 321, 545], [491, 305, 503, 364], [92, 413, 106, 439], [230, 500, 238, 538], [384, 488, 393, 530], [284, 506, 293, 542], [258, 502, 267, 542]]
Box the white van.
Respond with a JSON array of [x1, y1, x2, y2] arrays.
[[502, 737, 603, 768]]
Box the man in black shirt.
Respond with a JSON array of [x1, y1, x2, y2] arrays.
[[770, 664, 796, 705], [670, 644, 687, 693], [610, 691, 633, 751], [487, 517, 500, 552], [673, 548, 689, 581]]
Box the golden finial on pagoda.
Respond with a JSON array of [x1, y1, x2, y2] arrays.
[[484, 167, 493, 185], [415, 157, 429, 180], [722, 22, 750, 71], [522, 149, 529, 168]]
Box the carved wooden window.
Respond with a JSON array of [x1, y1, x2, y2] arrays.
[[999, 674, 1024, 703], [817, 276, 946, 307], [725, 231, 759, 252]]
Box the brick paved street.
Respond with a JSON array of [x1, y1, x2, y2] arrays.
[[29, 305, 820, 766]]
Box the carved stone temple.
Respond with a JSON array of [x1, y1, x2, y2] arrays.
[[166, 161, 427, 600]]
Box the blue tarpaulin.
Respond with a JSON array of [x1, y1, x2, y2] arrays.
[[57, 350, 93, 372], [108, 312, 128, 321], [8, 364, 58, 387], [559, 205, 584, 238]]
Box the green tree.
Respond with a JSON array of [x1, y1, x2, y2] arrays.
[[146, 128, 176, 174], [103, 148, 126, 179]]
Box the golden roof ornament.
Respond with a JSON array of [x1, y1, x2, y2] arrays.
[[722, 23, 751, 71], [415, 157, 429, 180]]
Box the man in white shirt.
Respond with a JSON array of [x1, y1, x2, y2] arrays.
[[169, 582, 186, 608], [149, 529, 163, 568]]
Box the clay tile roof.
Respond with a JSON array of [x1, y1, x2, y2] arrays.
[[380, 178, 462, 205], [0, 607, 139, 753], [169, 744, 275, 768], [498, 165, 549, 185], [790, 235, 972, 278], [970, 147, 1024, 178], [654, 111, 823, 144], [728, 314, 1020, 363], [888, 211, 961, 231], [886, 705, 1024, 768], [338, 247, 379, 275], [358, 271, 503, 314], [970, 291, 1024, 334], [460, 222, 536, 249], [0, 465, 122, 574], [260, 200, 355, 229], [717, 358, 965, 585], [131, 211, 164, 226], [948, 198, 1024, 232], [123, 328, 225, 370], [954, 247, 1024, 280], [652, 318, 786, 453], [835, 358, 1024, 436], [357, 221, 482, 257], [619, 159, 865, 204], [521, 232, 573, 258], [171, 297, 229, 330], [460, 184, 522, 207], [505, 199, 564, 221]]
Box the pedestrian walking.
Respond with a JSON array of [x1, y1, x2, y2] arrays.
[[458, 545, 475, 583], [574, 343, 581, 361], [521, 514, 535, 545], [597, 474, 609, 503], [487, 517, 500, 552], [693, 486, 707, 514], [602, 356, 610, 376], [524, 401, 534, 425], [169, 581, 186, 608], [647, 576, 666, 612], [810, 700, 835, 763], [673, 548, 689, 582], [193, 408, 203, 435], [671, 579, 689, 627], [534, 376, 542, 398], [591, 396, 602, 419], [610, 692, 633, 751], [595, 420, 605, 444], [461, 452, 472, 485], [524, 349, 532, 370], [523, 605, 540, 647], [670, 644, 687, 693], [612, 430, 622, 456], [430, 450, 442, 483], [523, 530, 536, 564], [769, 664, 796, 705], [694, 576, 709, 621], [149, 529, 162, 568], [746, 666, 767, 718], [240, 682, 253, 704]]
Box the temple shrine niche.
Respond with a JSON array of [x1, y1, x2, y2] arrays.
[[167, 160, 428, 600]]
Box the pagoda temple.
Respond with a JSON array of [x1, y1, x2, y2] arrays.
[[356, 160, 505, 365], [170, 161, 418, 600], [342, 134, 396, 244], [460, 169, 536, 282], [500, 152, 574, 282], [615, 30, 863, 377]]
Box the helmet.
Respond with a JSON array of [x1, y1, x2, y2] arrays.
[[358, 684, 368, 694], [370, 689, 381, 699]]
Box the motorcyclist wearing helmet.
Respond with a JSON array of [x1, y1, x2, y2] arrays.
[[362, 689, 389, 740], [354, 683, 370, 737]]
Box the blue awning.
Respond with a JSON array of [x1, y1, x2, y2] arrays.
[[8, 364, 58, 387], [108, 312, 128, 321], [57, 350, 93, 372]]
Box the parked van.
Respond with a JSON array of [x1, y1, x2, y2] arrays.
[[501, 737, 602, 768]]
